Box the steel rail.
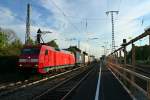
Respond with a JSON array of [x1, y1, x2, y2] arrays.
[[0, 66, 84, 97], [61, 66, 94, 100], [32, 65, 94, 100], [109, 63, 150, 80], [108, 65, 148, 98], [126, 64, 150, 75]]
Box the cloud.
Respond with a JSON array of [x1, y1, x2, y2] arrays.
[[113, 1, 150, 47], [0, 2, 70, 50], [39, 0, 70, 31], [1, 0, 150, 57], [38, 0, 108, 56], [0, 6, 16, 25], [0, 6, 26, 42]]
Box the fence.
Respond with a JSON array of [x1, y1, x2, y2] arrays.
[[106, 28, 150, 100]]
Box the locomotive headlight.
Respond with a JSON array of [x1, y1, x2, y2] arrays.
[[34, 64, 38, 67], [19, 64, 22, 67]]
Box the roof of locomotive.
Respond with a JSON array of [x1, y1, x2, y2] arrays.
[[23, 44, 74, 55], [60, 50, 74, 55], [23, 44, 42, 49], [23, 44, 54, 49], [63, 46, 82, 54]]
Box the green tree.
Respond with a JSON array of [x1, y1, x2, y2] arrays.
[[11, 39, 22, 48], [66, 46, 80, 52], [127, 45, 150, 64], [8, 39, 23, 56], [47, 40, 59, 50], [28, 37, 35, 45], [0, 32, 8, 49], [0, 27, 23, 56]]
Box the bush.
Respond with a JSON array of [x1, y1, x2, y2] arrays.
[[0, 56, 18, 73]]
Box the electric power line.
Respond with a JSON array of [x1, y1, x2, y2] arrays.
[[118, 0, 122, 11], [51, 0, 81, 34]]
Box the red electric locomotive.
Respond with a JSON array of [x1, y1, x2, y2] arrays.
[[18, 44, 75, 74]]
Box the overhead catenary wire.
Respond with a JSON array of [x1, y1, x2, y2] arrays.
[[117, 0, 122, 11], [106, 0, 109, 11], [50, 0, 81, 34], [59, 15, 148, 22]]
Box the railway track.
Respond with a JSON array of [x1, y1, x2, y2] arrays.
[[0, 64, 95, 100], [0, 67, 81, 95], [126, 64, 150, 77], [112, 64, 149, 91], [33, 65, 95, 100], [0, 73, 31, 89]]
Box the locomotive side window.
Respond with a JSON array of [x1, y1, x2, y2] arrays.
[[45, 49, 48, 55], [21, 48, 40, 54]]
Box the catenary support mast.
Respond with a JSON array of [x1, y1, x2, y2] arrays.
[[106, 11, 119, 52]]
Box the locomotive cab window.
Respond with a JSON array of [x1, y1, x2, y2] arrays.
[[45, 50, 48, 55], [21, 48, 40, 54]]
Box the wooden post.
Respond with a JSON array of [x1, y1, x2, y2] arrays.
[[122, 46, 128, 85], [147, 80, 150, 99], [132, 43, 135, 67], [131, 43, 135, 92], [116, 51, 118, 64], [149, 35, 150, 45], [119, 50, 122, 64], [132, 43, 135, 77], [123, 46, 127, 68]]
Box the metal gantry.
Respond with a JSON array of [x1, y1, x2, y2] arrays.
[[25, 3, 31, 45], [106, 11, 119, 52]]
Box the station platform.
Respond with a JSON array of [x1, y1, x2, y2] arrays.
[[69, 63, 132, 100], [99, 65, 132, 100]]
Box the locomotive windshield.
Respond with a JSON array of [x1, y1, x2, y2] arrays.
[[21, 48, 40, 55]]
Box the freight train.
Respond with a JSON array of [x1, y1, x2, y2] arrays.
[[18, 45, 95, 74]]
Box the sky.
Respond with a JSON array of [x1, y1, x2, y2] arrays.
[[0, 0, 150, 58]]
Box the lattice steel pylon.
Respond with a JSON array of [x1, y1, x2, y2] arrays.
[[25, 3, 31, 45], [106, 11, 119, 52]]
